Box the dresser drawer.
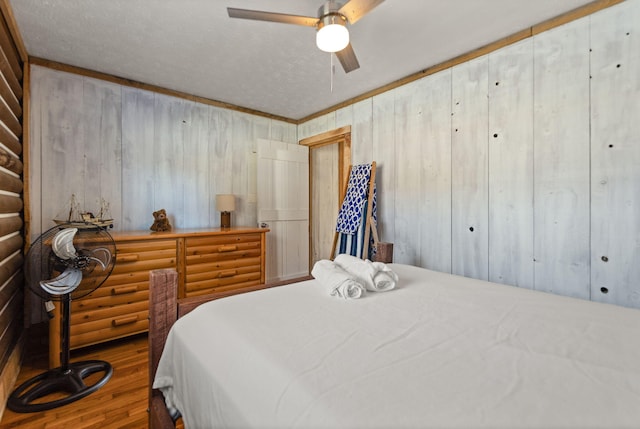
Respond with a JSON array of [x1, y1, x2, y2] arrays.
[[71, 300, 147, 326], [185, 234, 262, 297], [69, 305, 149, 349], [113, 239, 178, 273], [185, 234, 262, 263], [71, 281, 148, 313], [185, 260, 262, 297], [187, 256, 262, 280]]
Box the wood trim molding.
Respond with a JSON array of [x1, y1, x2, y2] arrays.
[[532, 0, 624, 34], [299, 126, 352, 147], [297, 0, 625, 123], [29, 57, 297, 125], [0, 1, 27, 63]]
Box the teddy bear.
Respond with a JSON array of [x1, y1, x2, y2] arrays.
[[150, 209, 172, 232]]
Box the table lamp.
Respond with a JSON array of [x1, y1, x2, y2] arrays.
[[216, 194, 235, 228]]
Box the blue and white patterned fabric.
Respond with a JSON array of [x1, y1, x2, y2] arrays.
[[336, 164, 373, 234], [334, 164, 377, 259]]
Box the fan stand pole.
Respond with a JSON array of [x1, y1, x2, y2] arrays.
[[6, 293, 114, 413], [60, 294, 71, 372]]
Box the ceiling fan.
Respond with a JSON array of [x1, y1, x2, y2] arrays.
[[228, 0, 385, 73]]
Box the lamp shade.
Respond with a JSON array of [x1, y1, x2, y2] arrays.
[[215, 194, 235, 212], [316, 15, 349, 53]]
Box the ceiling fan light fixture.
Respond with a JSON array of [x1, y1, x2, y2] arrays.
[[227, 0, 387, 73], [316, 14, 349, 53]]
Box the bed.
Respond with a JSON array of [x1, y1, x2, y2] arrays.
[[148, 264, 640, 429]]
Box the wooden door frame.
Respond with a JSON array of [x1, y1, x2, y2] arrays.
[[299, 126, 351, 265]]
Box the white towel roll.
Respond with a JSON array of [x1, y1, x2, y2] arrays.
[[370, 261, 399, 291], [311, 259, 365, 299], [334, 254, 398, 292]]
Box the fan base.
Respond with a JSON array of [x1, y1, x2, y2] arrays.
[[7, 360, 113, 413]]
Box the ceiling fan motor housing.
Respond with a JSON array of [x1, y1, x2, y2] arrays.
[[317, 12, 348, 29], [317, 0, 349, 34], [318, 1, 347, 20]]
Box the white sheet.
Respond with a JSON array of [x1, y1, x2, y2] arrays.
[[154, 264, 640, 429]]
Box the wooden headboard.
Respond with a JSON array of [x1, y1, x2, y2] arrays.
[[147, 269, 312, 429]]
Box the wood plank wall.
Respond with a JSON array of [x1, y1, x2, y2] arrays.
[[299, 0, 640, 309], [28, 66, 298, 243], [0, 4, 24, 418]]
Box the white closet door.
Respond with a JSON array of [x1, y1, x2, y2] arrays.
[[257, 139, 309, 282]]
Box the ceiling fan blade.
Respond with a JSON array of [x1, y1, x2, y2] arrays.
[[227, 8, 318, 27], [336, 43, 360, 73], [339, 0, 385, 24]]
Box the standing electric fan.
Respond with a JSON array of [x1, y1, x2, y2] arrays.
[[8, 223, 116, 412]]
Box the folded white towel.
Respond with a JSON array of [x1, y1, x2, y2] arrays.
[[311, 259, 365, 299], [334, 254, 399, 292]]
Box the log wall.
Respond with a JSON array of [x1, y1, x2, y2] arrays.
[[0, 1, 24, 419]]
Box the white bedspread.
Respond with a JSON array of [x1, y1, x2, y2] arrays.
[[154, 264, 640, 428]]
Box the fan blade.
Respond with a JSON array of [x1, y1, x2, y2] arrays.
[[51, 228, 78, 260], [40, 267, 82, 295], [227, 8, 318, 27], [86, 247, 112, 271], [339, 0, 385, 24], [336, 43, 360, 73]]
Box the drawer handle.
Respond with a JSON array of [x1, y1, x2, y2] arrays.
[[218, 270, 238, 278], [218, 245, 238, 253], [111, 285, 138, 295], [117, 254, 140, 262], [112, 315, 138, 326]]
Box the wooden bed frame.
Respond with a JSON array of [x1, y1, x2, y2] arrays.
[[147, 269, 312, 429]]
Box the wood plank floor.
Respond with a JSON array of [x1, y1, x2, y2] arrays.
[[0, 334, 162, 429]]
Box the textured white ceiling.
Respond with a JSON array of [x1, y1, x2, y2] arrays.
[[10, 0, 595, 120]]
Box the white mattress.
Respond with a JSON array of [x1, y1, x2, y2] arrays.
[[154, 264, 640, 428]]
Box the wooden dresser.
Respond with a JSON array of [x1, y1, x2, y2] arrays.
[[49, 227, 268, 367]]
